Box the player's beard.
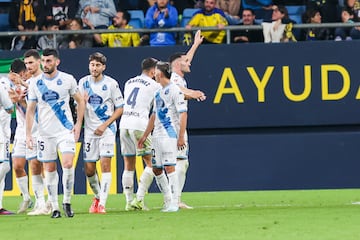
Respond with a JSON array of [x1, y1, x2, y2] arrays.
[[43, 66, 55, 75]]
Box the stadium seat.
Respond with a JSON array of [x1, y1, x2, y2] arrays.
[[286, 5, 306, 23], [180, 8, 200, 27], [0, 13, 10, 31], [128, 10, 145, 28]]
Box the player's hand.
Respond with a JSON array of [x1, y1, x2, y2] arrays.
[[192, 90, 206, 101], [138, 136, 146, 149], [26, 136, 34, 150], [94, 124, 106, 136], [177, 137, 186, 150], [73, 124, 82, 142], [194, 30, 204, 45]]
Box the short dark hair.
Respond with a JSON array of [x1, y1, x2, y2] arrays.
[[24, 49, 41, 59], [156, 61, 171, 79], [141, 57, 158, 71], [24, 20, 36, 30], [89, 52, 107, 64], [169, 52, 185, 63], [45, 19, 59, 28], [42, 48, 59, 58], [10, 58, 26, 73], [122, 10, 131, 24]]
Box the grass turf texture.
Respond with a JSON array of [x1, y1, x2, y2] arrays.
[[2, 189, 360, 240]]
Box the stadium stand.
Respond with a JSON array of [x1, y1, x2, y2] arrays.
[[0, 13, 10, 31], [180, 8, 199, 27], [128, 10, 145, 28], [286, 5, 306, 23]]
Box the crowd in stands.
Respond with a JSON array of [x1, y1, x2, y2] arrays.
[[0, 0, 360, 50]]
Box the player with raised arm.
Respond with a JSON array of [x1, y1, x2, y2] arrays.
[[138, 61, 187, 212], [0, 62, 17, 215], [26, 48, 85, 218], [119, 58, 160, 211], [169, 30, 206, 209], [78, 52, 124, 214]]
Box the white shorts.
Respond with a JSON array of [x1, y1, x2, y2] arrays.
[[37, 133, 75, 162], [152, 137, 177, 168], [0, 139, 10, 162], [120, 129, 152, 157], [83, 135, 115, 162], [12, 137, 38, 160]]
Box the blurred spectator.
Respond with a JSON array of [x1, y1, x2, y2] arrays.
[[170, 0, 196, 14], [306, 0, 340, 23], [231, 8, 264, 43], [334, 7, 360, 40], [300, 8, 330, 41], [10, 20, 38, 50], [37, 19, 61, 50], [92, 10, 142, 47], [45, 0, 79, 30], [185, 0, 228, 44], [77, 0, 117, 29], [241, 0, 273, 21], [345, 0, 360, 20], [117, 0, 156, 13], [262, 5, 297, 43], [9, 0, 46, 31], [145, 0, 178, 46], [216, 0, 241, 25], [59, 18, 93, 49]]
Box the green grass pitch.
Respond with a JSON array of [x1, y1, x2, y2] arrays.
[[2, 189, 360, 240]]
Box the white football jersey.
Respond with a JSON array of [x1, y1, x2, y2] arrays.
[[119, 74, 160, 131], [0, 77, 13, 140], [26, 75, 40, 137], [78, 75, 124, 138], [153, 82, 187, 139], [27, 71, 78, 138], [170, 72, 188, 105]]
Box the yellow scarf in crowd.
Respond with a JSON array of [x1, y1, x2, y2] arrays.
[[19, 0, 36, 24]]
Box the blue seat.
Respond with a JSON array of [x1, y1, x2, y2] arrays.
[[128, 10, 145, 28], [0, 13, 10, 31], [286, 5, 306, 23], [180, 8, 200, 27]]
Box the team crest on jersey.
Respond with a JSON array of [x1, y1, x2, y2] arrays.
[[42, 90, 59, 102], [102, 84, 107, 91], [165, 89, 169, 95], [57, 79, 62, 85], [84, 81, 90, 88], [89, 94, 103, 105]]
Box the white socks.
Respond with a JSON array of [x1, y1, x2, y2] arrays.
[[0, 162, 10, 209], [62, 168, 74, 204], [87, 173, 100, 199], [136, 167, 154, 201], [167, 171, 179, 205], [99, 172, 111, 207], [32, 174, 45, 208], [16, 176, 31, 201], [176, 160, 189, 199], [45, 170, 59, 211], [155, 172, 171, 205], [122, 170, 134, 203]]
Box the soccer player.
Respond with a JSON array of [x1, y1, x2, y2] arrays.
[[169, 30, 206, 209], [78, 52, 124, 214], [26, 48, 85, 218], [119, 57, 160, 211], [23, 49, 52, 216], [0, 63, 16, 215], [6, 59, 34, 214], [138, 61, 187, 212]]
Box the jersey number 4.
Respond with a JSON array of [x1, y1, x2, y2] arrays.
[[127, 87, 139, 109]]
